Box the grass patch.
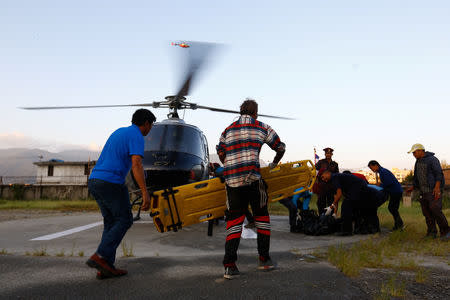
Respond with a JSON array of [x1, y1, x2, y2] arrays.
[[375, 273, 406, 299], [0, 199, 99, 211], [55, 249, 65, 257], [121, 241, 134, 257], [415, 267, 430, 283], [32, 247, 48, 256], [0, 248, 9, 255], [326, 202, 450, 277], [78, 250, 84, 257]]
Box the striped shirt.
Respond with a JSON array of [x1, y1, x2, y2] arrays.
[[216, 115, 285, 187]]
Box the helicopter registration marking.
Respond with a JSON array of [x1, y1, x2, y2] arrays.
[[30, 220, 153, 241]]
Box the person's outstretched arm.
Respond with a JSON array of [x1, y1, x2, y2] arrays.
[[131, 155, 150, 211]]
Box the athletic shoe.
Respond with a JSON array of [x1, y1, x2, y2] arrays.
[[391, 225, 405, 232], [223, 266, 240, 279], [424, 232, 437, 239], [258, 258, 275, 271], [440, 232, 450, 241]]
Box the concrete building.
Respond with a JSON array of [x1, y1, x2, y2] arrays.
[[33, 160, 96, 185], [444, 168, 450, 186]]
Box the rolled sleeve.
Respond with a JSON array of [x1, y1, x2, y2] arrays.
[[216, 131, 227, 155]]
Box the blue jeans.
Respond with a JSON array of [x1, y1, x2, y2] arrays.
[[88, 179, 133, 266]]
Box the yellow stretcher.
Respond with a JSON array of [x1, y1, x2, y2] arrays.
[[148, 160, 316, 233]]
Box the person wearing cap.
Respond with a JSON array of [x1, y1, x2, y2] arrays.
[[367, 160, 404, 231], [315, 147, 339, 214], [406, 144, 449, 240]]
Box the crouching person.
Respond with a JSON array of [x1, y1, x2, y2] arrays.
[[320, 170, 368, 236], [357, 185, 387, 234], [216, 99, 285, 279], [86, 109, 156, 279], [279, 189, 312, 232]]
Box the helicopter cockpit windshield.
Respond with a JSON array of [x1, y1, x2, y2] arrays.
[[145, 123, 205, 159]]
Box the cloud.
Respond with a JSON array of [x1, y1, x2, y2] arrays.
[[0, 131, 98, 152]]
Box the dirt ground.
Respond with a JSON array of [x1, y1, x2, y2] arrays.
[[355, 267, 450, 299]]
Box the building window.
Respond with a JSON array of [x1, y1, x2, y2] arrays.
[[48, 165, 54, 177], [84, 164, 90, 175]]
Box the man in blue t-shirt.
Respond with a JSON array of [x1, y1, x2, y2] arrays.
[[86, 109, 156, 279], [368, 160, 404, 231]]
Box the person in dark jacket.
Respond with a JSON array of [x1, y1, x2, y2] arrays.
[[406, 144, 449, 240], [320, 170, 368, 236], [368, 160, 404, 231], [315, 147, 339, 214]]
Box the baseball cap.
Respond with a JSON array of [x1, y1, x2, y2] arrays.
[[407, 143, 425, 154]]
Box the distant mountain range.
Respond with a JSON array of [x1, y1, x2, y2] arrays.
[[0, 148, 100, 177], [0, 148, 267, 177]]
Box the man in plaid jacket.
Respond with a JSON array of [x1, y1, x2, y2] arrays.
[[216, 99, 285, 279]]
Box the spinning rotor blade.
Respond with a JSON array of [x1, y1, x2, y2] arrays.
[[195, 105, 295, 120], [175, 41, 217, 98], [19, 103, 154, 110]]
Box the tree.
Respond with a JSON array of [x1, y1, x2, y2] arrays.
[[403, 171, 414, 184]]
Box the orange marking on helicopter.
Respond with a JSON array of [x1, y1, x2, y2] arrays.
[[171, 42, 190, 48]]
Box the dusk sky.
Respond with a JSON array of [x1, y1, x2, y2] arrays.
[[1, 1, 449, 170]]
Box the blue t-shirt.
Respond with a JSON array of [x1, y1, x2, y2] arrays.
[[90, 124, 144, 184]]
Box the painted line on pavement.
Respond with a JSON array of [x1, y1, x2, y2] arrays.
[[30, 219, 154, 241], [30, 221, 103, 241]]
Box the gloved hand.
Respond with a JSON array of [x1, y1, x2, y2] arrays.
[[324, 206, 333, 216], [269, 162, 277, 169]]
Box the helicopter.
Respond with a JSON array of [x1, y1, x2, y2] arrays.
[[20, 41, 293, 194]]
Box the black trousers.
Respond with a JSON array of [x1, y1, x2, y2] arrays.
[[279, 197, 298, 227], [317, 191, 334, 215], [341, 197, 355, 233], [388, 192, 403, 228], [223, 180, 270, 267], [341, 191, 366, 233]]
